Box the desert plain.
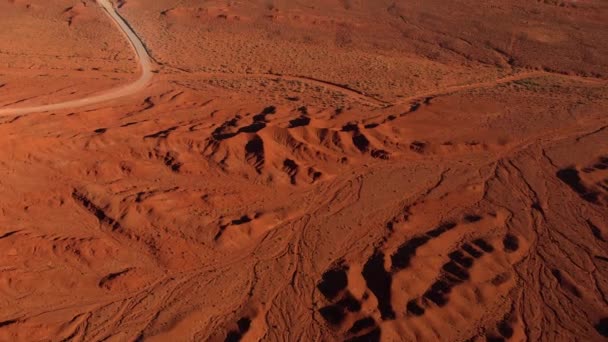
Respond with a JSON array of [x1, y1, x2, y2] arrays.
[[0, 0, 607, 341]]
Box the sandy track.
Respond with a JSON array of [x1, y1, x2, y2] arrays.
[[0, 0, 152, 117], [394, 71, 607, 105], [164, 68, 607, 109]]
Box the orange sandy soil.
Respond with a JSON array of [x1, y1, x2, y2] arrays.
[[0, 0, 137, 107], [0, 0, 607, 341]]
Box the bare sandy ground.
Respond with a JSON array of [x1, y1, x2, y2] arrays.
[[0, 1, 607, 341], [0, 0, 152, 116]]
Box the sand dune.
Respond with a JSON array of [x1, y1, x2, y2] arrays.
[[0, 0, 607, 341]]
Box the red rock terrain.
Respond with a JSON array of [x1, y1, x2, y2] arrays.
[[0, 0, 607, 341]]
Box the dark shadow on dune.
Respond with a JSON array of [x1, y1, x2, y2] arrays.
[[288, 116, 310, 128], [225, 317, 251, 342], [318, 266, 348, 300], [596, 317, 608, 337], [348, 317, 375, 334], [362, 252, 395, 320], [557, 167, 599, 204]]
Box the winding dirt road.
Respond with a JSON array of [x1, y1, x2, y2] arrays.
[[0, 0, 153, 117], [1, 1, 604, 117]]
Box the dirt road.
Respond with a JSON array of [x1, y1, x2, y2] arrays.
[[0, 0, 153, 116]]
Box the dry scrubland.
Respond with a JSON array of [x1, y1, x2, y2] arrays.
[[0, 0, 607, 341]]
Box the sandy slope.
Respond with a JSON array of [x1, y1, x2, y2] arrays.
[[0, 1, 607, 342]]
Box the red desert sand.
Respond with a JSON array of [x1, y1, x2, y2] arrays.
[[0, 0, 607, 341]]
